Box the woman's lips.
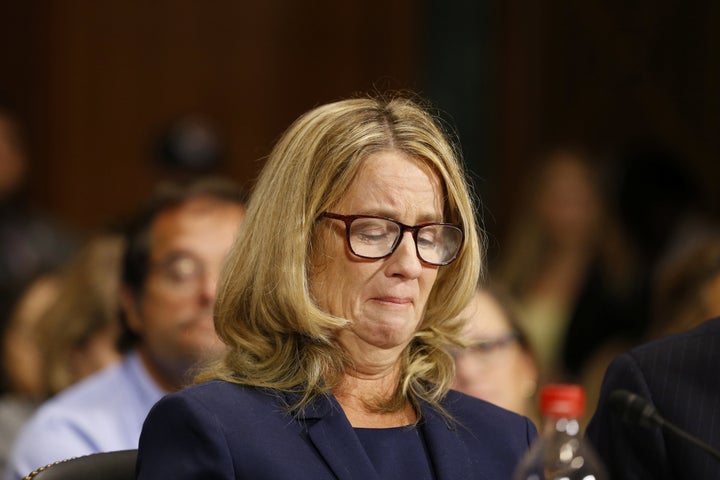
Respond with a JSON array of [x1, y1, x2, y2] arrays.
[[373, 296, 413, 305]]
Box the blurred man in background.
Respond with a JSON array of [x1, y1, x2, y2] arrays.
[[5, 176, 247, 479]]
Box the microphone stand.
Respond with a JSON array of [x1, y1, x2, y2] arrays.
[[610, 389, 720, 463], [655, 416, 720, 462]]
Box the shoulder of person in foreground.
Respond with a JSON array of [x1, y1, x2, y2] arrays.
[[137, 380, 321, 479], [5, 354, 157, 480], [441, 389, 537, 448], [585, 348, 670, 480], [586, 316, 720, 480]]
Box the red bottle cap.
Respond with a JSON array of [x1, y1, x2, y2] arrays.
[[539, 384, 585, 418]]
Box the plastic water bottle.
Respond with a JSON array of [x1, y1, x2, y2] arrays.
[[512, 384, 608, 480]]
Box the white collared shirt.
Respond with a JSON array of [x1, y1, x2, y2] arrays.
[[4, 350, 165, 480]]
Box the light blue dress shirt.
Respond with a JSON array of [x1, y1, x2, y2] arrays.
[[4, 351, 164, 480]]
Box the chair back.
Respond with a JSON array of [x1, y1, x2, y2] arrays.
[[23, 450, 137, 480]]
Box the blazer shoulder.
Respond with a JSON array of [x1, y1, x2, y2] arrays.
[[433, 390, 537, 465], [443, 389, 527, 421], [160, 380, 288, 416], [626, 316, 720, 365], [441, 389, 536, 437]]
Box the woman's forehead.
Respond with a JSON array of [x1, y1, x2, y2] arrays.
[[334, 151, 444, 215]]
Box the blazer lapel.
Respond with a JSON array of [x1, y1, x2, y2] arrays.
[[420, 401, 490, 480], [295, 393, 379, 480]]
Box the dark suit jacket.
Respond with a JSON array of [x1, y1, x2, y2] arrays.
[[586, 316, 720, 480], [136, 380, 536, 479]]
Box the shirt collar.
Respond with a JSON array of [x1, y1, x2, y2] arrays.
[[125, 350, 166, 406]]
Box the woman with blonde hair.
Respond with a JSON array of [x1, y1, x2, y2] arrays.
[[0, 234, 123, 473], [34, 234, 124, 397], [137, 95, 536, 479]]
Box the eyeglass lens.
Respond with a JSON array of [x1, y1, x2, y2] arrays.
[[348, 217, 461, 265], [152, 253, 205, 293], [451, 332, 518, 367]]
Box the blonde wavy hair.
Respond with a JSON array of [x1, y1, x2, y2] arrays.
[[200, 95, 483, 413], [36, 234, 124, 397]]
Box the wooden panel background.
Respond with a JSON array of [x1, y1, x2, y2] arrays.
[[490, 1, 720, 241], [1, 1, 719, 242], [0, 1, 421, 230]]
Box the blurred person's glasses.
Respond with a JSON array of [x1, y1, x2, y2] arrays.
[[451, 332, 519, 367], [150, 253, 206, 295], [321, 212, 463, 266]]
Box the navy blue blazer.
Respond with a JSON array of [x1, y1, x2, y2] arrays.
[[586, 316, 720, 480], [136, 380, 536, 479]]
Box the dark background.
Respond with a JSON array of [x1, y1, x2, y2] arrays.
[[2, 1, 719, 249]]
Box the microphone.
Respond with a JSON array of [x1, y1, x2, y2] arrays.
[[609, 389, 720, 462]]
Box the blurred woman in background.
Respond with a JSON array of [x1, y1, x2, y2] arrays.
[[0, 234, 123, 472], [451, 284, 540, 427], [493, 146, 642, 383]]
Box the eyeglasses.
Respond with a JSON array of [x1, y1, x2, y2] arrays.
[[321, 212, 463, 266], [451, 332, 519, 366], [150, 253, 207, 295]]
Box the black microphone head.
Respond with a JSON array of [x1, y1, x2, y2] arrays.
[[608, 389, 663, 429]]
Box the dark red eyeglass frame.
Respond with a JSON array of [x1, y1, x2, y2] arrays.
[[321, 212, 464, 266]]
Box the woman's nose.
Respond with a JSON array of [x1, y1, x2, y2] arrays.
[[387, 232, 423, 278]]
